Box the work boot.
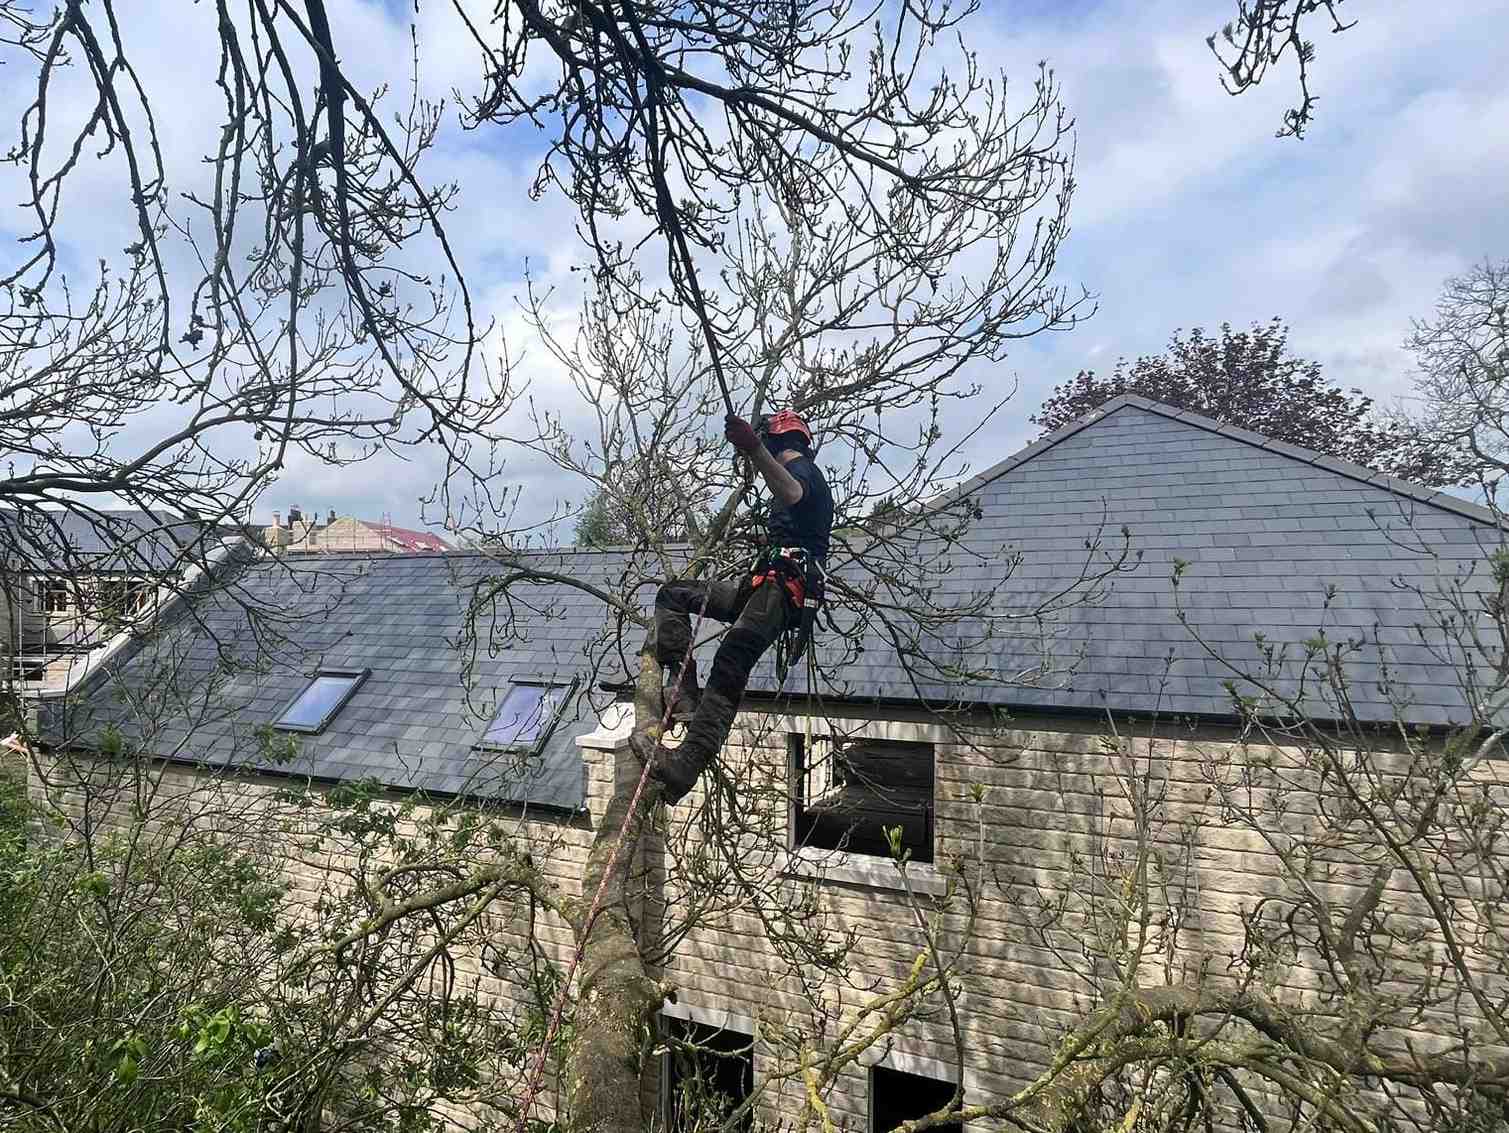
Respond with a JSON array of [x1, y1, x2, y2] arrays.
[[628, 730, 701, 806], [664, 682, 701, 724]]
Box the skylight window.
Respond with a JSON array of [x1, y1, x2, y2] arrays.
[[478, 680, 572, 752], [274, 669, 369, 734]]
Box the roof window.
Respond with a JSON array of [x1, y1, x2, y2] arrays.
[[274, 669, 369, 733], [477, 680, 573, 752]]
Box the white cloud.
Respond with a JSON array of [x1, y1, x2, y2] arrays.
[[942, 0, 1509, 471], [5, 1, 1508, 530]]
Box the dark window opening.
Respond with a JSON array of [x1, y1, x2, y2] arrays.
[[792, 734, 935, 863], [476, 680, 572, 753], [662, 1017, 753, 1132], [12, 658, 48, 682], [274, 669, 369, 734], [97, 578, 154, 619], [871, 1065, 962, 1133], [40, 578, 71, 614]]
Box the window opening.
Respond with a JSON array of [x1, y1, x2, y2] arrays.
[[792, 734, 935, 863], [97, 578, 154, 619], [661, 1017, 753, 1132], [274, 669, 369, 733], [41, 578, 71, 614], [871, 1065, 962, 1133], [12, 657, 48, 682]]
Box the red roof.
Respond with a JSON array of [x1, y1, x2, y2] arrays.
[[358, 521, 452, 551]]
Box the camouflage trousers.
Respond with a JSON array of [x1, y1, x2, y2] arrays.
[[643, 576, 793, 775]]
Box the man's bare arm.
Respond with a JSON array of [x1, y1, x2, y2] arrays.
[[751, 446, 804, 506], [725, 413, 804, 506]]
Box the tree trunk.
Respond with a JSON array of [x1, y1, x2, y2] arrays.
[[563, 653, 666, 1133]]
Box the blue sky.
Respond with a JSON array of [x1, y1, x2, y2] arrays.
[[4, 1, 1507, 535]]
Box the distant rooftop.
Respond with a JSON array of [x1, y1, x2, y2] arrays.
[[353, 520, 452, 551], [0, 508, 215, 573], [264, 511, 453, 554]]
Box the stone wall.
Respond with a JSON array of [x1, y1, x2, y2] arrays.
[[27, 706, 1505, 1130], [642, 706, 1503, 1130]]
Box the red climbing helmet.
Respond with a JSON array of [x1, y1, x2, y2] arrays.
[[763, 409, 812, 446]]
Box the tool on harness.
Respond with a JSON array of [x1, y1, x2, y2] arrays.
[[752, 547, 825, 682]]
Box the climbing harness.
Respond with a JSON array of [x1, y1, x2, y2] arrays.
[[751, 546, 826, 682]]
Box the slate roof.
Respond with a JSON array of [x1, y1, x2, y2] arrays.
[[0, 508, 212, 573], [44, 396, 1507, 806], [767, 395, 1502, 726], [43, 550, 656, 811]]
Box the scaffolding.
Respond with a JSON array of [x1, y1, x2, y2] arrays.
[[7, 573, 155, 688]]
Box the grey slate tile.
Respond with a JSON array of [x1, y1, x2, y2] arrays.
[[48, 400, 1509, 796], [42, 550, 636, 810]]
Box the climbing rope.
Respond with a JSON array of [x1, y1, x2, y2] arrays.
[[512, 589, 716, 1132], [513, 562, 825, 1125]]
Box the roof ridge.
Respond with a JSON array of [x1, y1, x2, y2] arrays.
[[924, 395, 1137, 511], [270, 544, 671, 562], [933, 393, 1501, 528], [1116, 396, 1501, 528]]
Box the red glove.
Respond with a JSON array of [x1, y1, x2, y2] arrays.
[[724, 413, 760, 455]]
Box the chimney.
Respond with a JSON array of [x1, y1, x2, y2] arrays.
[[328, 508, 337, 526], [288, 504, 303, 525], [272, 511, 282, 528]]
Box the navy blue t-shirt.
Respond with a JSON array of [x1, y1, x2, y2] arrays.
[[765, 456, 833, 563]]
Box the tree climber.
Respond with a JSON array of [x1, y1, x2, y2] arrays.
[[633, 410, 835, 805]]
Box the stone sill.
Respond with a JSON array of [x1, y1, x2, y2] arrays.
[[781, 845, 950, 897]]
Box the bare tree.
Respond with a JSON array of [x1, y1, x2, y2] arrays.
[[574, 460, 708, 550], [2, 0, 1077, 641], [0, 0, 518, 659], [17, 4, 1429, 1133], [446, 58, 1143, 1122], [1402, 259, 1509, 493], [451, 0, 1082, 412], [1210, 0, 1359, 137], [2, 1, 1116, 1127], [11, 3, 1509, 1131]]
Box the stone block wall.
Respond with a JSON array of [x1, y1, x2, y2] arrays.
[[27, 705, 1507, 1130]]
